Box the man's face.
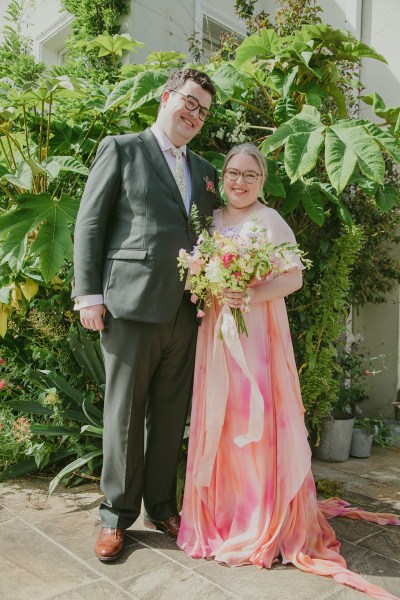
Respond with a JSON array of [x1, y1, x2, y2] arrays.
[[157, 79, 212, 147]]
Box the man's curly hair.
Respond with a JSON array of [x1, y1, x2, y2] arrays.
[[164, 68, 216, 97]]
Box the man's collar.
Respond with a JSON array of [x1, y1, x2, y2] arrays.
[[150, 123, 187, 156]]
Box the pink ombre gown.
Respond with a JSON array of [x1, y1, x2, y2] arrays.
[[177, 206, 400, 600]]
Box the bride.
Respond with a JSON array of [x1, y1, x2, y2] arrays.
[[177, 143, 400, 600]]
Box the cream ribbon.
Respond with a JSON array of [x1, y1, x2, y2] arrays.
[[194, 304, 264, 487]]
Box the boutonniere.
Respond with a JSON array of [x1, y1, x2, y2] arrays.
[[204, 176, 216, 194]]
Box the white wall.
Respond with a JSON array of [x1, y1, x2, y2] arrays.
[[0, 0, 70, 65]]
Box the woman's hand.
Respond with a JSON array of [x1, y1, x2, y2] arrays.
[[222, 289, 250, 309]]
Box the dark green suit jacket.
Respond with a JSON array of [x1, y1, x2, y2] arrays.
[[72, 129, 219, 323]]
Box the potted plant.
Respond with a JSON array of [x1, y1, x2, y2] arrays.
[[313, 338, 383, 462], [350, 418, 378, 458], [350, 417, 395, 457]]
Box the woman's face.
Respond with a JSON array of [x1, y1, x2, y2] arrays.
[[223, 153, 264, 210]]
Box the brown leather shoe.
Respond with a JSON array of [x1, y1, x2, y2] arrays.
[[94, 527, 124, 561], [143, 514, 181, 538]]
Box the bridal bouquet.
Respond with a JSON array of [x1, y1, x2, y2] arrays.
[[178, 218, 307, 336]]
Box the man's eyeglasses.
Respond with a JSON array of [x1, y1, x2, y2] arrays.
[[170, 90, 210, 121], [224, 168, 262, 184]]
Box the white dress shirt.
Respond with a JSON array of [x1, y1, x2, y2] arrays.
[[74, 125, 192, 310]]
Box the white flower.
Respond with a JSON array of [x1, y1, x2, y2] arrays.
[[205, 257, 223, 283]]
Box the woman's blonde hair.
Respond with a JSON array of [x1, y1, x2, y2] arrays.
[[223, 143, 268, 180]]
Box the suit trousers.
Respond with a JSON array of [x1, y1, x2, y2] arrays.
[[99, 293, 198, 529]]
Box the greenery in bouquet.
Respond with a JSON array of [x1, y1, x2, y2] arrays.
[[178, 217, 309, 336]]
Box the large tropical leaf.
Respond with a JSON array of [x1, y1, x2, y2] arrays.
[[265, 160, 286, 198], [301, 183, 325, 225], [316, 182, 353, 226], [273, 97, 299, 125], [234, 29, 281, 68], [342, 39, 387, 63], [3, 161, 35, 191], [330, 123, 385, 185], [87, 33, 144, 58], [284, 127, 325, 182], [375, 185, 400, 212], [126, 70, 169, 113], [211, 64, 251, 104], [364, 122, 400, 163], [105, 71, 168, 113], [42, 156, 89, 181], [103, 77, 136, 111], [325, 128, 357, 193], [0, 193, 79, 281], [267, 67, 298, 98], [261, 105, 322, 154], [362, 93, 400, 130], [280, 181, 303, 215]]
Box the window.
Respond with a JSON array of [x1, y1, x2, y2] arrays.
[[33, 13, 73, 66], [198, 3, 246, 58]]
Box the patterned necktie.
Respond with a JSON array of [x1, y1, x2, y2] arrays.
[[171, 147, 186, 202]]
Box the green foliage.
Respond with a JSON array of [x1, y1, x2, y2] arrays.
[[274, 0, 323, 36], [0, 0, 45, 84], [0, 323, 104, 486], [291, 226, 365, 431], [60, 0, 131, 80], [347, 189, 400, 306], [62, 0, 129, 36]]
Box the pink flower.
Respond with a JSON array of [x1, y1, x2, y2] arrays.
[[0, 423, 3, 429], [204, 176, 216, 194], [363, 369, 372, 376], [190, 294, 198, 304], [221, 253, 235, 268], [0, 379, 7, 389], [197, 309, 205, 318], [0, 357, 4, 365], [189, 258, 205, 276]]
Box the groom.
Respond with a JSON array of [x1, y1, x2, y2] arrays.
[[72, 69, 218, 561]]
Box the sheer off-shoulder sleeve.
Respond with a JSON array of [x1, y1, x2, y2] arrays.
[[260, 206, 306, 271]]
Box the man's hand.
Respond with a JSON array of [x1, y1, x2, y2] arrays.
[[80, 304, 107, 331]]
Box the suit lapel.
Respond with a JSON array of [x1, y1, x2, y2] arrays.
[[187, 149, 202, 214], [138, 129, 187, 218]]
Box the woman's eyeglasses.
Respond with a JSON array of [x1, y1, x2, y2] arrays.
[[170, 90, 210, 121], [224, 168, 262, 184]]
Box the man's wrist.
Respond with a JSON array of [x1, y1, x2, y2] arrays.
[[74, 294, 104, 310]]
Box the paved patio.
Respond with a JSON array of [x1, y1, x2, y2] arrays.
[[1, 446, 399, 600]]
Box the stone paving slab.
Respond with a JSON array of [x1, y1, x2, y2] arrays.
[[195, 559, 339, 600], [121, 559, 238, 600], [48, 580, 135, 600], [0, 447, 399, 600], [0, 517, 98, 600]]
